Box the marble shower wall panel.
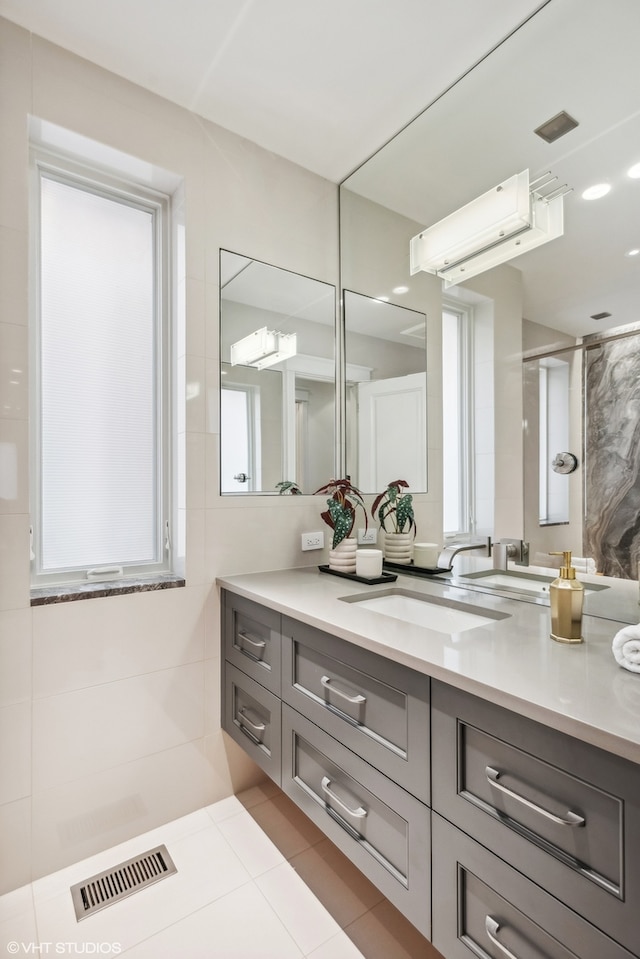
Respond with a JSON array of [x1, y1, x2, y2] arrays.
[[584, 333, 640, 578]]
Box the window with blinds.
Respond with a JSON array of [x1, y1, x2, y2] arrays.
[[31, 157, 171, 585], [442, 305, 473, 537]]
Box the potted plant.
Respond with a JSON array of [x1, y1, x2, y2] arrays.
[[314, 478, 368, 571], [371, 479, 416, 564], [276, 480, 302, 495]]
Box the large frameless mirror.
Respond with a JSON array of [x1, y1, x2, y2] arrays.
[[220, 251, 336, 494], [339, 0, 640, 585]]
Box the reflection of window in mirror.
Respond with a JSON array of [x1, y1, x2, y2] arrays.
[[442, 297, 496, 540], [442, 306, 472, 536], [538, 357, 570, 525]]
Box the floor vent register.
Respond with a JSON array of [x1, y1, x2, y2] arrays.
[[70, 844, 177, 921]]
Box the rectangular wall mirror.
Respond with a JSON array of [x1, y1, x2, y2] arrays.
[[220, 251, 336, 494]]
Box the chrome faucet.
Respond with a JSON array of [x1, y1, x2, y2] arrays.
[[437, 537, 492, 571], [493, 538, 530, 569]]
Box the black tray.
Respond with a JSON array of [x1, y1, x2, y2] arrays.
[[382, 560, 449, 577], [318, 565, 397, 585]]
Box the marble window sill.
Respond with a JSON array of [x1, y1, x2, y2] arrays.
[[30, 574, 186, 606]]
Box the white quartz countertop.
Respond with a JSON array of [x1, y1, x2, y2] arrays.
[[217, 564, 640, 765]]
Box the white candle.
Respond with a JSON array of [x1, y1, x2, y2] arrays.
[[413, 542, 440, 569], [356, 549, 383, 578]]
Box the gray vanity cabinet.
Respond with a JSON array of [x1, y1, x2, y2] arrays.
[[222, 593, 283, 782], [432, 814, 636, 959], [280, 616, 430, 803], [281, 704, 430, 938], [220, 589, 432, 938], [223, 592, 282, 695], [224, 662, 282, 783], [431, 680, 640, 957], [221, 590, 640, 958]]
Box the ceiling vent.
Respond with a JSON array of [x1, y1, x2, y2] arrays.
[[534, 111, 579, 144], [590, 311, 612, 321]]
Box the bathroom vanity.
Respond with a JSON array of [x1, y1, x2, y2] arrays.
[[219, 566, 640, 958]]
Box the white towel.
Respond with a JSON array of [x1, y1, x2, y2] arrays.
[[532, 554, 596, 573], [612, 624, 640, 673]]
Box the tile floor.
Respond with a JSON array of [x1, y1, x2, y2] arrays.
[[0, 782, 443, 958]]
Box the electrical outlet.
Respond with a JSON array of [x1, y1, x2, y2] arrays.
[[301, 531, 325, 551], [357, 527, 377, 544]]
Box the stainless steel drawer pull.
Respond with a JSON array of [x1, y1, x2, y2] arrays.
[[321, 776, 367, 819], [238, 709, 266, 734], [320, 675, 366, 705], [486, 766, 585, 827], [485, 916, 520, 959], [238, 630, 266, 651]]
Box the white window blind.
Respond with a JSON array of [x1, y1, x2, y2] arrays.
[[442, 310, 462, 534], [539, 357, 570, 525], [36, 171, 162, 576]]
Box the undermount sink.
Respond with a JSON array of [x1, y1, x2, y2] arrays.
[[340, 587, 510, 634], [458, 568, 610, 597]]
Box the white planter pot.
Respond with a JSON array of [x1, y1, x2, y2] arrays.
[[383, 531, 414, 565], [328, 536, 357, 572]]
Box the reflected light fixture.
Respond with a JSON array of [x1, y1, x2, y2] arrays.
[[410, 169, 566, 289], [230, 327, 297, 369]]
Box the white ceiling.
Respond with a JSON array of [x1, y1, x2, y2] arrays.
[[5, 0, 635, 339], [221, 251, 335, 325], [0, 0, 545, 182]]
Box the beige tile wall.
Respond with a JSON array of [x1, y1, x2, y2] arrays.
[[0, 17, 339, 892]]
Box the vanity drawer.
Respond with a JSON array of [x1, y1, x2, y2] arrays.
[[223, 591, 281, 695], [431, 680, 640, 955], [432, 813, 635, 959], [281, 704, 430, 938], [223, 662, 281, 784], [281, 617, 430, 802]]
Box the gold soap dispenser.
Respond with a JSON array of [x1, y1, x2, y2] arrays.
[[549, 551, 584, 644]]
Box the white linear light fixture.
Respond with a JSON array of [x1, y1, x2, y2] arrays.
[[410, 169, 565, 289], [230, 326, 297, 369]]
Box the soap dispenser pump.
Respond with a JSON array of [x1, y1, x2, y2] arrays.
[[549, 551, 584, 644]]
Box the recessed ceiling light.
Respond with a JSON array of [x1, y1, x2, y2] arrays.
[[627, 162, 640, 179], [581, 183, 611, 200], [626, 248, 640, 257], [392, 285, 409, 295], [375, 296, 390, 302]]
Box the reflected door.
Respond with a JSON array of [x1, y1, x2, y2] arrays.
[[357, 372, 427, 490], [221, 386, 259, 492]]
